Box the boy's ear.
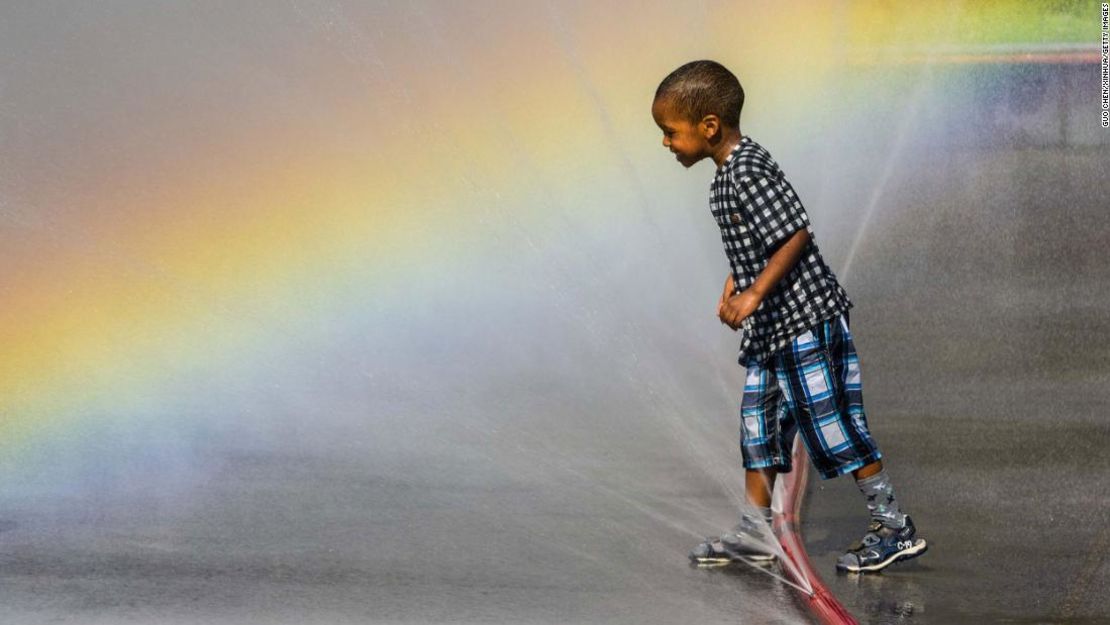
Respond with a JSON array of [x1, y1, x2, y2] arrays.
[[699, 114, 720, 139]]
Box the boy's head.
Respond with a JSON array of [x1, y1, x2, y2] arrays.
[[652, 60, 745, 168]]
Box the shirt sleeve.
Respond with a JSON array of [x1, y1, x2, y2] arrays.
[[732, 173, 811, 252]]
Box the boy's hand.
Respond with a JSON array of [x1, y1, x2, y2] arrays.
[[717, 228, 811, 330], [719, 289, 762, 330], [717, 274, 736, 316]]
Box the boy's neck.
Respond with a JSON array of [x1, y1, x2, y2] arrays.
[[712, 129, 744, 169]]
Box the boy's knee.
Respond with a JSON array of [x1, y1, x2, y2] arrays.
[[850, 460, 883, 480], [745, 467, 780, 488], [746, 467, 779, 477]]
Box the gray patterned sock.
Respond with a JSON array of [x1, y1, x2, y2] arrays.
[[740, 506, 773, 529], [856, 470, 906, 528], [758, 506, 772, 524]]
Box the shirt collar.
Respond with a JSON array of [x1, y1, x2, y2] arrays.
[[717, 135, 750, 171]]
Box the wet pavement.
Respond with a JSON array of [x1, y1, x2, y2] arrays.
[[800, 134, 1110, 624], [3, 132, 1108, 625], [0, 10, 1106, 624], [0, 437, 814, 625]]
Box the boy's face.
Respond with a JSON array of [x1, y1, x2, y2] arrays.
[[651, 97, 716, 168]]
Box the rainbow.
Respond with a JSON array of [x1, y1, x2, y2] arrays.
[[1, 1, 1097, 467]]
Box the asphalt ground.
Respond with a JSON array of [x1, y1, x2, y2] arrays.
[[0, 53, 1105, 625], [799, 142, 1110, 624]]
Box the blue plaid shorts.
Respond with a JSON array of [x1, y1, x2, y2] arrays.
[[739, 311, 882, 480]]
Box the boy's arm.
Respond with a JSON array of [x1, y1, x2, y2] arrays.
[[719, 227, 810, 329], [718, 172, 814, 329], [749, 227, 810, 299]]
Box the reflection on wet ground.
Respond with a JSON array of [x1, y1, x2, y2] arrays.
[[799, 133, 1109, 624]]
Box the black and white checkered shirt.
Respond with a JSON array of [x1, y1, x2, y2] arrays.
[[709, 135, 852, 367]]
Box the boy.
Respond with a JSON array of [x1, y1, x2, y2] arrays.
[[651, 60, 927, 573]]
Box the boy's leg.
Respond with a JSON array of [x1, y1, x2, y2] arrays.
[[739, 358, 798, 517], [745, 467, 777, 510], [852, 460, 882, 480], [772, 314, 882, 482], [739, 362, 796, 478], [689, 359, 792, 565], [851, 461, 908, 529], [773, 313, 926, 571], [733, 359, 796, 546], [831, 315, 909, 529], [689, 473, 779, 565]]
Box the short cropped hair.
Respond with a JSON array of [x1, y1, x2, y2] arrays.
[[654, 60, 744, 130]]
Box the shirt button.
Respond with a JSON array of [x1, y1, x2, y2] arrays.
[[730, 213, 741, 224]]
